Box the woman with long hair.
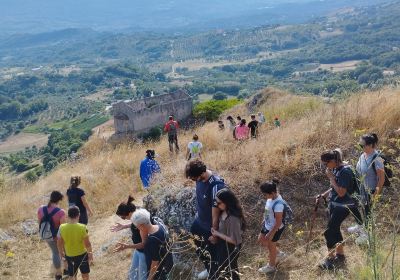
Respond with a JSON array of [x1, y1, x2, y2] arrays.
[[37, 191, 66, 280], [211, 189, 245, 280], [111, 196, 148, 280], [67, 176, 93, 225], [234, 119, 250, 140]]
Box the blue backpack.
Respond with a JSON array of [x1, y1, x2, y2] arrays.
[[272, 199, 294, 226]]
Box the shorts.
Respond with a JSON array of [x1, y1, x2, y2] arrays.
[[260, 227, 285, 242], [66, 253, 90, 276]]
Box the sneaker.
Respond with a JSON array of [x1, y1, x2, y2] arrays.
[[355, 233, 369, 245], [347, 224, 361, 233], [276, 251, 288, 263], [55, 275, 62, 280], [319, 258, 335, 270], [258, 264, 276, 273], [197, 269, 209, 280]]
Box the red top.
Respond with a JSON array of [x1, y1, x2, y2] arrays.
[[164, 120, 179, 132]]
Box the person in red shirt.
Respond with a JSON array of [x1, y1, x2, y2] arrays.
[[164, 116, 180, 152]]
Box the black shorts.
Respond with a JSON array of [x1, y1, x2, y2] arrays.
[[168, 134, 177, 143], [66, 253, 90, 276], [260, 227, 285, 242]]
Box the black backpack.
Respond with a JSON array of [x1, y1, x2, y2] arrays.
[[39, 207, 60, 240], [371, 153, 393, 187]]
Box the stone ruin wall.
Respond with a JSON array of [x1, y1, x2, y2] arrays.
[[113, 92, 192, 135]]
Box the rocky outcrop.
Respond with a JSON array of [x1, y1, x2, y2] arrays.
[[143, 186, 196, 232]]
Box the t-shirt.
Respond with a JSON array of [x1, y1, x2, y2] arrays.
[[258, 115, 266, 124], [67, 187, 86, 214], [164, 120, 179, 136], [248, 120, 259, 137], [356, 151, 384, 192], [144, 225, 173, 280], [218, 215, 243, 245], [195, 174, 226, 230], [330, 165, 356, 204], [274, 120, 281, 127], [228, 120, 236, 131], [130, 215, 155, 253], [188, 141, 203, 158], [59, 223, 88, 257], [37, 205, 66, 230], [264, 195, 285, 231], [235, 125, 249, 140]]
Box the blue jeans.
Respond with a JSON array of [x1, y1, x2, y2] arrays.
[[128, 250, 147, 280], [46, 239, 61, 269]]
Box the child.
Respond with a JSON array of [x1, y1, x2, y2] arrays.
[[187, 134, 203, 160], [258, 179, 287, 274], [274, 117, 281, 128], [58, 206, 93, 280]]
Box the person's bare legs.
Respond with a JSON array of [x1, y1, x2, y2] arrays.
[[267, 240, 278, 267], [82, 273, 89, 280]]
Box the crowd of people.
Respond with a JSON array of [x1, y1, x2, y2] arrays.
[[37, 111, 389, 280], [225, 112, 281, 141]]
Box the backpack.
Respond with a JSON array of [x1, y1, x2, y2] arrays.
[[39, 207, 60, 241], [168, 122, 177, 136], [272, 199, 294, 226], [153, 216, 169, 237], [337, 165, 361, 196], [371, 153, 393, 187], [190, 142, 201, 155]]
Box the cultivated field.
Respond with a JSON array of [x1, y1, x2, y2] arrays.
[[0, 132, 48, 154]]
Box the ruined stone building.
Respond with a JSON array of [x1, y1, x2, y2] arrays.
[[112, 90, 193, 136]]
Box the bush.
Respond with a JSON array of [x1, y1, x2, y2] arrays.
[[193, 99, 242, 121]]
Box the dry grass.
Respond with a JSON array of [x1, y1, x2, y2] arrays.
[[0, 87, 399, 279]]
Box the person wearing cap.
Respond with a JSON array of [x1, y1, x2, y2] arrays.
[[139, 150, 161, 190]]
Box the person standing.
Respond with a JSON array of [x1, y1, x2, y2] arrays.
[[211, 189, 245, 280], [67, 177, 93, 225], [38, 191, 66, 280], [317, 149, 362, 270], [235, 119, 250, 141], [58, 206, 93, 280], [274, 117, 281, 128], [258, 112, 266, 126], [140, 150, 161, 190], [226, 116, 237, 139], [348, 133, 385, 242], [164, 115, 180, 152], [248, 114, 259, 139], [185, 160, 227, 279], [111, 196, 148, 280], [131, 209, 173, 280], [187, 134, 203, 160]]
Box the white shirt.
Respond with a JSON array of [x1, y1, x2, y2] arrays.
[[264, 195, 284, 230], [188, 141, 203, 158]]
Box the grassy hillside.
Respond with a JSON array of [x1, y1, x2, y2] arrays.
[[0, 88, 399, 279]]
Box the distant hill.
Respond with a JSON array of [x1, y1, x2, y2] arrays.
[[0, 0, 387, 35]]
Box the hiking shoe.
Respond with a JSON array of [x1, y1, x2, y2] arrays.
[[197, 269, 209, 279], [276, 251, 288, 263], [347, 224, 362, 234], [258, 264, 276, 273], [319, 258, 335, 270], [334, 254, 346, 266]]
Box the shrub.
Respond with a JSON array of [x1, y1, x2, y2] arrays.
[[193, 99, 241, 121]]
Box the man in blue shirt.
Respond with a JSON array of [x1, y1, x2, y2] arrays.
[[140, 150, 161, 190], [185, 159, 226, 280]]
